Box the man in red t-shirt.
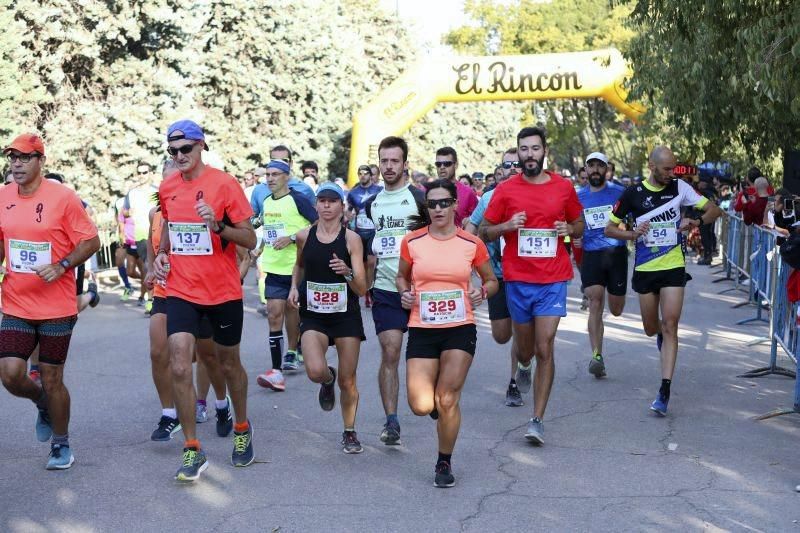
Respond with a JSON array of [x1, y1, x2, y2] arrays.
[[0, 133, 100, 470], [481, 126, 584, 446], [152, 120, 257, 482], [434, 146, 478, 227]]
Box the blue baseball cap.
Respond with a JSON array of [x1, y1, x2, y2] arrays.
[[316, 181, 345, 201], [265, 159, 291, 174], [167, 120, 209, 150]]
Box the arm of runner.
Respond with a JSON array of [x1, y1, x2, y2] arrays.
[[236, 245, 251, 282], [396, 257, 415, 310], [144, 207, 157, 290], [195, 199, 257, 250], [0, 239, 5, 275], [153, 219, 170, 280], [288, 228, 309, 309], [34, 236, 101, 283], [479, 211, 526, 242], [341, 230, 367, 296], [472, 259, 499, 307]]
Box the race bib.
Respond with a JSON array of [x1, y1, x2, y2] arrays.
[[356, 212, 375, 231], [306, 281, 347, 314], [168, 222, 213, 255], [420, 290, 466, 324], [499, 236, 506, 256], [518, 229, 558, 258], [262, 223, 287, 246], [584, 205, 612, 230], [644, 222, 677, 247], [373, 228, 405, 258], [8, 239, 51, 273]]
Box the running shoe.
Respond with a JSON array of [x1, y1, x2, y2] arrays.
[[281, 351, 300, 371], [650, 392, 669, 416], [137, 296, 145, 307], [87, 281, 100, 308], [36, 405, 52, 442], [256, 305, 268, 317], [516, 363, 532, 394], [144, 299, 153, 315], [580, 294, 589, 311], [429, 408, 439, 420], [505, 382, 523, 407], [588, 354, 606, 378], [151, 415, 181, 441], [434, 461, 455, 488], [256, 369, 286, 391], [29, 369, 41, 385], [319, 366, 336, 411], [195, 402, 208, 423], [380, 421, 401, 445], [120, 286, 133, 302], [341, 431, 363, 454], [216, 395, 233, 437], [46, 444, 75, 470], [524, 417, 544, 445], [231, 422, 254, 467], [297, 345, 304, 364], [175, 448, 208, 482], [656, 333, 663, 352]]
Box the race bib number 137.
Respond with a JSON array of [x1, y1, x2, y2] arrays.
[[168, 222, 213, 255]]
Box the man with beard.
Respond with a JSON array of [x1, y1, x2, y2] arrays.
[[574, 152, 627, 379], [347, 164, 383, 308], [605, 146, 721, 416], [480, 127, 583, 445], [434, 147, 478, 227]]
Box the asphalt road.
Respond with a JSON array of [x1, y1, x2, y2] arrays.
[[1, 262, 799, 532]]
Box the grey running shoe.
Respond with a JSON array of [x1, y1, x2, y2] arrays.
[[46, 444, 75, 470], [341, 431, 363, 454], [588, 354, 607, 378], [281, 351, 299, 371], [231, 422, 254, 467], [505, 382, 524, 407], [195, 402, 208, 423], [36, 405, 52, 443], [380, 421, 401, 445], [319, 367, 336, 411], [175, 448, 208, 482], [524, 417, 544, 445], [516, 363, 532, 394]]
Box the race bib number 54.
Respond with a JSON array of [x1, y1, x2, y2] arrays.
[[644, 222, 677, 247], [518, 229, 557, 258], [8, 239, 51, 273], [168, 222, 212, 255], [420, 290, 466, 324]]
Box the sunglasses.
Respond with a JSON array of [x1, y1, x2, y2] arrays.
[[501, 161, 521, 169], [167, 143, 198, 156], [6, 153, 40, 164], [434, 161, 455, 168], [426, 198, 455, 210]]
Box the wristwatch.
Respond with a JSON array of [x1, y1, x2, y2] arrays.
[[213, 220, 226, 234], [343, 269, 354, 282], [290, 234, 297, 243], [59, 259, 71, 270]]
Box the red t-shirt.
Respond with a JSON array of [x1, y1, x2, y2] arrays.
[[483, 171, 583, 284], [0, 179, 98, 319], [455, 180, 478, 227], [159, 166, 253, 305]]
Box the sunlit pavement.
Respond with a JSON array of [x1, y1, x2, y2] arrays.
[[2, 260, 799, 532]]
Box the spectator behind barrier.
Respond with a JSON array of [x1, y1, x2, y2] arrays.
[[735, 176, 770, 226]]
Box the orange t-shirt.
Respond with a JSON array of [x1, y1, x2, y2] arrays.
[[0, 179, 98, 320], [150, 209, 166, 299], [400, 227, 490, 328], [159, 166, 253, 305]]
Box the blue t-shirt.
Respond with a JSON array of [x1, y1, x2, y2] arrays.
[[577, 182, 626, 251], [347, 184, 383, 235], [469, 190, 503, 278], [251, 177, 317, 217]]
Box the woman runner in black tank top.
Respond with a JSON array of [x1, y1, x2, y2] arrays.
[[288, 182, 368, 454]]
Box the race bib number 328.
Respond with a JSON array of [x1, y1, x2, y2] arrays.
[[306, 281, 347, 314]]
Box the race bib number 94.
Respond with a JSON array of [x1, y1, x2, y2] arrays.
[[373, 228, 406, 258], [584, 205, 612, 230], [168, 222, 213, 255], [420, 290, 466, 324], [8, 239, 51, 273], [644, 222, 677, 248], [518, 229, 558, 258]]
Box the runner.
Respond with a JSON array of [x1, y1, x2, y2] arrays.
[[480, 126, 584, 445], [346, 164, 382, 308], [364, 136, 424, 445], [114, 194, 136, 300], [288, 182, 368, 454], [604, 146, 721, 415], [0, 133, 101, 469], [574, 152, 628, 378], [433, 146, 478, 227], [397, 179, 497, 487], [123, 163, 158, 307], [253, 159, 317, 391], [151, 119, 257, 481], [465, 147, 531, 406]]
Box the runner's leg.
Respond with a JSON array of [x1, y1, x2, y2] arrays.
[[169, 333, 198, 441], [216, 343, 248, 425], [657, 286, 685, 380], [267, 298, 286, 370], [638, 292, 661, 338], [149, 313, 172, 409], [378, 329, 403, 416], [434, 349, 473, 455], [334, 337, 361, 430], [532, 316, 560, 419], [407, 358, 438, 417], [40, 363, 69, 435], [585, 285, 606, 354], [285, 306, 300, 352], [196, 339, 227, 401], [607, 293, 625, 317]]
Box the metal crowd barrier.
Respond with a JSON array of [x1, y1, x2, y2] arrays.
[[718, 213, 799, 419]]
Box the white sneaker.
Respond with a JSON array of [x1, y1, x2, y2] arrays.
[[256, 369, 286, 392]]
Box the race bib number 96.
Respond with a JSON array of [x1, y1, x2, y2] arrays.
[[518, 229, 557, 258], [420, 290, 466, 324], [168, 222, 213, 255], [373, 229, 405, 258], [8, 239, 51, 273], [306, 281, 347, 314]]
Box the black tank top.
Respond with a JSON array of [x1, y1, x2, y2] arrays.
[[299, 225, 360, 318]]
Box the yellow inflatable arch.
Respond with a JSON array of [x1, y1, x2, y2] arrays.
[[347, 48, 644, 186]]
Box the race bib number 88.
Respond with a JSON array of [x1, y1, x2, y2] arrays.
[[518, 229, 558, 258]]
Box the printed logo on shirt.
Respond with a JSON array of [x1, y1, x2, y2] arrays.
[[642, 196, 654, 209], [376, 215, 408, 231], [35, 203, 43, 223], [6, 204, 15, 210], [401, 199, 409, 205]]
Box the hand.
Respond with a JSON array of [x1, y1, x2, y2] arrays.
[[144, 271, 157, 290], [32, 263, 66, 283], [633, 220, 650, 238], [400, 289, 415, 310], [468, 287, 483, 307], [249, 248, 262, 259], [504, 211, 527, 231], [329, 253, 351, 276], [288, 287, 300, 309], [554, 220, 571, 237], [272, 236, 293, 250], [678, 217, 698, 232], [153, 252, 170, 281], [195, 200, 217, 230]]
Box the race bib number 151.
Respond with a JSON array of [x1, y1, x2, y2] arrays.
[[518, 229, 558, 258]]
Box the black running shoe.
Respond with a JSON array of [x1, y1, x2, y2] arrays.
[[379, 421, 401, 445], [434, 461, 455, 488], [216, 395, 233, 437], [341, 431, 363, 454], [429, 408, 439, 420], [319, 366, 336, 411], [231, 421, 254, 467], [87, 282, 100, 308], [151, 415, 181, 441], [175, 448, 207, 482]]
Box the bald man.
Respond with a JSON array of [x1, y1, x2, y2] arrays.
[[604, 146, 721, 416]]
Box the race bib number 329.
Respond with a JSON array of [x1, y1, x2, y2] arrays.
[[168, 222, 213, 255], [420, 290, 466, 324], [518, 229, 558, 258]]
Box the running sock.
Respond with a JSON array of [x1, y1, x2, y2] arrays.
[[269, 331, 284, 370], [660, 379, 672, 400], [509, 378, 517, 386], [184, 439, 201, 451], [344, 427, 355, 433], [163, 408, 177, 419], [214, 398, 228, 410], [437, 452, 452, 465], [196, 399, 207, 407], [386, 414, 399, 426], [118, 265, 131, 288], [234, 421, 249, 433], [52, 433, 69, 447]]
